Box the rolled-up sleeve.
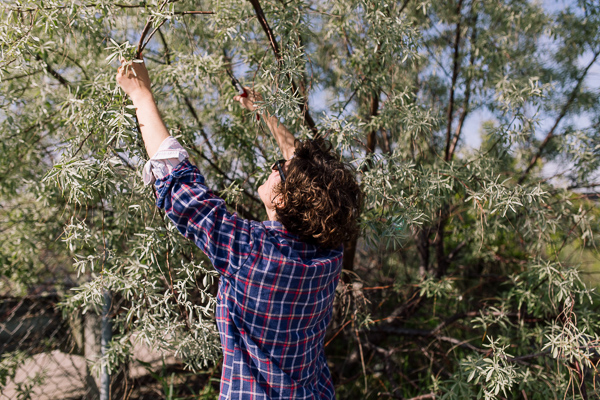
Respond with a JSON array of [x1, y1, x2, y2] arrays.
[[154, 160, 254, 277], [143, 136, 190, 185]]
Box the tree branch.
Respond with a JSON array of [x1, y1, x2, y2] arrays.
[[434, 208, 448, 278], [366, 90, 380, 154], [176, 10, 214, 15], [406, 394, 436, 400], [518, 49, 600, 183], [2, 69, 42, 81], [139, 19, 168, 56], [136, 0, 170, 58], [35, 53, 70, 89], [246, 0, 318, 136], [398, 0, 412, 14], [448, 12, 477, 160], [9, 2, 214, 14], [156, 29, 217, 160], [444, 0, 464, 162], [369, 326, 485, 353]]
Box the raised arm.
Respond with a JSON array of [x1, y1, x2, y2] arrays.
[[116, 58, 253, 276], [234, 89, 296, 160], [116, 57, 169, 158]]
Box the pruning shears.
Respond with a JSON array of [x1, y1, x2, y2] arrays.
[[226, 69, 260, 121], [226, 69, 247, 98]]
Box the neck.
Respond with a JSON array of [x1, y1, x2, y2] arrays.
[[266, 207, 278, 222]]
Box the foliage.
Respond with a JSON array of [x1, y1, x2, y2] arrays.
[[1, 0, 600, 398], [0, 351, 45, 400]]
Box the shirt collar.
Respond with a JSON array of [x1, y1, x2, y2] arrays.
[[262, 220, 285, 229], [262, 220, 299, 238]]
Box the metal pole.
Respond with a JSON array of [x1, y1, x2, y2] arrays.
[[100, 290, 112, 400]]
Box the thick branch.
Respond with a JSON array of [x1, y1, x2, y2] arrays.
[[518, 50, 600, 183], [366, 91, 380, 153], [415, 227, 430, 277], [444, 0, 464, 161], [247, 0, 282, 63]]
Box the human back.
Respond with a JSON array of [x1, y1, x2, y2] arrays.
[[216, 219, 343, 398]]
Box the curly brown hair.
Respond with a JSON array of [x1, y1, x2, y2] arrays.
[[273, 139, 362, 249]]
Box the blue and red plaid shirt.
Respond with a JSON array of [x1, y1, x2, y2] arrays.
[[155, 159, 343, 400]]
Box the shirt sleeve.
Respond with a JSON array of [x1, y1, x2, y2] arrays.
[[143, 136, 190, 185], [154, 160, 254, 277]]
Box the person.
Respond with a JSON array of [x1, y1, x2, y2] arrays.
[[116, 56, 362, 400]]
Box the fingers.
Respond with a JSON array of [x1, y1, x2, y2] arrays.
[[242, 87, 263, 103], [242, 87, 255, 99], [233, 97, 260, 114], [233, 95, 248, 108]]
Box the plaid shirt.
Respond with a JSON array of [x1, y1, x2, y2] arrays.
[[155, 159, 342, 400]]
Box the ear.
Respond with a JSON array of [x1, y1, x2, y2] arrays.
[[272, 194, 284, 208]]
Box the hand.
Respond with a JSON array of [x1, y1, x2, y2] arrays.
[[116, 55, 152, 102], [233, 87, 262, 112]]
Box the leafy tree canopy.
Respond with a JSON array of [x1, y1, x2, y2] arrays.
[[1, 0, 600, 398]]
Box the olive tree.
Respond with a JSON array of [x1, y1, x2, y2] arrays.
[[1, 0, 600, 398]]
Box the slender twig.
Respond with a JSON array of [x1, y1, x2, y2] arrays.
[[518, 49, 600, 183], [35, 53, 70, 89], [444, 0, 464, 162], [246, 0, 318, 136], [136, 0, 170, 58], [9, 2, 214, 13], [405, 394, 436, 400], [177, 10, 214, 15], [136, 19, 156, 58], [156, 28, 217, 160], [353, 315, 368, 394], [370, 326, 485, 353], [398, 0, 412, 14], [336, 76, 367, 118], [1, 69, 42, 81], [138, 19, 168, 56], [448, 12, 478, 159]]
